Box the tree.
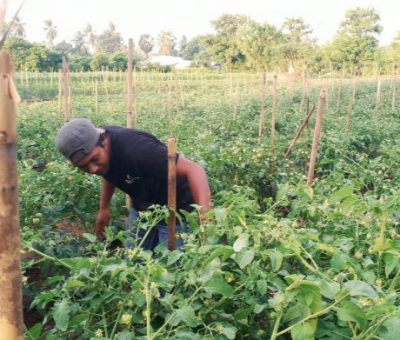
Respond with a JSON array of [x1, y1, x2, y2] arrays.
[[8, 16, 25, 38], [44, 19, 57, 49], [329, 7, 382, 74], [96, 22, 124, 54], [110, 52, 128, 71], [203, 14, 250, 66], [83, 23, 96, 55], [238, 19, 283, 71], [4, 38, 32, 69], [179, 35, 187, 55], [157, 31, 177, 55], [180, 36, 203, 60], [72, 31, 88, 56], [91, 54, 109, 70], [25, 44, 62, 71], [54, 40, 74, 56], [279, 17, 316, 72], [139, 34, 154, 58]]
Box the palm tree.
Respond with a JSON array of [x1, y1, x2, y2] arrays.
[[73, 31, 87, 56], [9, 16, 25, 38], [83, 23, 96, 55], [44, 19, 57, 49]]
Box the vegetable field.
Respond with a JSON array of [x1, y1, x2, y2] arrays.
[[18, 70, 400, 339]]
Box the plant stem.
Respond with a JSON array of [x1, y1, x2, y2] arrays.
[[270, 310, 283, 340], [275, 294, 349, 337], [27, 246, 72, 269]]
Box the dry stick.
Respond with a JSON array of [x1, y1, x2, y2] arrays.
[[167, 137, 177, 251], [336, 76, 342, 114], [300, 69, 307, 112], [270, 75, 278, 174], [392, 74, 397, 113], [374, 78, 381, 116], [126, 39, 134, 210], [307, 88, 327, 187], [258, 71, 266, 142], [346, 78, 357, 132], [0, 52, 24, 340], [95, 80, 98, 116], [284, 105, 316, 158], [102, 67, 110, 110], [67, 67, 72, 117], [57, 70, 62, 118], [62, 57, 69, 122]]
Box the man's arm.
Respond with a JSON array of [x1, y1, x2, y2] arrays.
[[176, 156, 211, 214], [95, 178, 116, 240]]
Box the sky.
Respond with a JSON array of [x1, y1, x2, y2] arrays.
[[7, 0, 400, 47]]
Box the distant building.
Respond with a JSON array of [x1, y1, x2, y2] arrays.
[[142, 55, 193, 69]]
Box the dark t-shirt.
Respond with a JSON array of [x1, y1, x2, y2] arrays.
[[103, 126, 194, 212]]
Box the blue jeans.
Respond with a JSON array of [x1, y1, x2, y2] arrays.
[[126, 208, 189, 250]]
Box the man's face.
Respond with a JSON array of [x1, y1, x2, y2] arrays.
[[74, 143, 110, 176]]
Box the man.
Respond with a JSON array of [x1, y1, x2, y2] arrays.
[[55, 118, 211, 248]]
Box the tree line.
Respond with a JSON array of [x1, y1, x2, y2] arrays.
[[3, 7, 400, 75]]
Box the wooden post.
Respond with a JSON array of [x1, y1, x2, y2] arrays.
[[0, 52, 23, 340], [392, 73, 397, 113], [258, 71, 266, 142], [307, 88, 327, 186], [336, 76, 342, 114], [126, 39, 133, 209], [346, 79, 356, 132], [167, 137, 177, 251], [62, 57, 70, 122], [375, 78, 381, 115], [95, 80, 98, 116], [57, 70, 62, 118], [284, 105, 316, 158], [270, 75, 278, 172]]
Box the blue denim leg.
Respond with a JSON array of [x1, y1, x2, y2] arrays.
[[157, 223, 190, 249]]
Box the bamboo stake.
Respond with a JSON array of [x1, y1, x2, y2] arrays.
[[392, 74, 397, 113], [126, 39, 133, 210], [95, 80, 98, 116], [258, 71, 266, 142], [374, 78, 381, 115], [0, 52, 23, 340], [167, 137, 177, 251], [284, 105, 316, 158], [57, 70, 62, 118], [62, 57, 69, 122], [270, 75, 278, 173], [346, 79, 357, 132], [307, 88, 327, 186], [336, 77, 342, 114]]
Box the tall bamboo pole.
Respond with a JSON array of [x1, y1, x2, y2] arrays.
[[270, 75, 278, 173], [62, 57, 69, 122], [126, 39, 133, 209], [167, 137, 177, 251], [374, 78, 381, 115], [307, 88, 327, 186], [346, 79, 357, 132], [0, 52, 23, 340], [258, 71, 266, 142], [392, 72, 397, 113]]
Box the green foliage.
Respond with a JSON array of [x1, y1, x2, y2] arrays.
[[91, 54, 110, 71]]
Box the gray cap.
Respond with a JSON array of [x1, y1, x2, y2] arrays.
[[55, 118, 104, 164]]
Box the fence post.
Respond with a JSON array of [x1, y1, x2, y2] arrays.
[[0, 52, 23, 340], [167, 137, 177, 251]]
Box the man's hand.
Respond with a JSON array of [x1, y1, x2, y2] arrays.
[[96, 208, 110, 241]]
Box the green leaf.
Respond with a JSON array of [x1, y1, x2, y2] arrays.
[[65, 279, 85, 289], [234, 247, 255, 269], [276, 183, 289, 201], [377, 315, 400, 339], [222, 324, 237, 339], [384, 253, 398, 278], [167, 250, 183, 265], [204, 246, 234, 265], [233, 233, 249, 252], [270, 250, 283, 272], [320, 280, 340, 300], [291, 319, 317, 340], [82, 233, 96, 243], [53, 299, 70, 331], [205, 276, 234, 297], [26, 323, 42, 338], [337, 300, 367, 329], [173, 305, 200, 327], [343, 280, 378, 299], [330, 252, 349, 271], [330, 187, 353, 203]]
